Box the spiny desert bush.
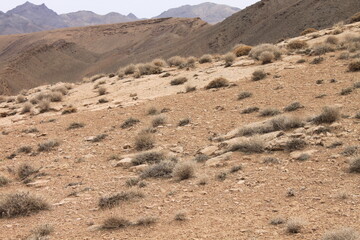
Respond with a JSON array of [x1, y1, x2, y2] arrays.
[[284, 102, 302, 112], [98, 191, 144, 209], [252, 70, 266, 81], [17, 146, 32, 154], [285, 138, 307, 151], [0, 175, 10, 187], [301, 28, 318, 35], [21, 103, 32, 114], [259, 108, 281, 117], [126, 178, 140, 187], [140, 161, 175, 179], [233, 44, 252, 57], [216, 172, 227, 181], [287, 40, 308, 50], [121, 117, 140, 129], [38, 99, 50, 113], [147, 107, 158, 115], [135, 216, 157, 226], [185, 85, 196, 93], [229, 136, 265, 153], [199, 54, 213, 64], [184, 56, 197, 69], [322, 228, 360, 240], [263, 157, 280, 164], [67, 122, 85, 130], [38, 139, 60, 152], [354, 82, 360, 88], [135, 133, 155, 151], [249, 44, 282, 61], [98, 98, 108, 103], [348, 60, 360, 72], [326, 36, 339, 45], [238, 91, 252, 100], [229, 165, 242, 173], [170, 77, 188, 86], [270, 217, 286, 225], [312, 106, 340, 124], [259, 51, 275, 64], [152, 116, 166, 127], [172, 161, 196, 181], [312, 43, 335, 56], [241, 107, 260, 114], [174, 211, 187, 221], [123, 64, 137, 75], [29, 224, 53, 239], [311, 57, 324, 64], [101, 217, 131, 230], [342, 146, 359, 156], [349, 12, 360, 23], [0, 192, 49, 218], [90, 134, 107, 143], [17, 164, 38, 180], [178, 118, 190, 126], [152, 58, 167, 67], [167, 56, 186, 67], [16, 95, 27, 103], [52, 86, 68, 95], [355, 112, 360, 119], [132, 151, 165, 166], [340, 87, 353, 95], [286, 218, 305, 234], [62, 106, 77, 115], [338, 52, 350, 60], [296, 59, 306, 63], [205, 77, 229, 89], [194, 154, 209, 163], [136, 63, 162, 76], [349, 157, 360, 173], [98, 87, 107, 96], [223, 52, 236, 67]]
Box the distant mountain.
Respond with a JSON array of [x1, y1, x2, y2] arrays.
[[154, 2, 240, 24], [0, 1, 138, 35]]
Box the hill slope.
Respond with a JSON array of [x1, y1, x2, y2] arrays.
[[155, 2, 240, 24]]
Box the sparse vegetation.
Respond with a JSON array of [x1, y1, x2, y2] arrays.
[[170, 77, 188, 86], [152, 116, 166, 127], [349, 12, 360, 23], [0, 192, 49, 218], [341, 146, 359, 156], [38, 99, 50, 113], [326, 36, 339, 45], [16, 95, 27, 103], [98, 191, 144, 209], [140, 161, 175, 179], [348, 60, 360, 72], [322, 228, 360, 240], [98, 87, 107, 96], [223, 53, 236, 67], [249, 44, 282, 61], [17, 145, 32, 154], [259, 51, 275, 64], [252, 70, 266, 81], [174, 211, 187, 221], [286, 218, 305, 234], [287, 40, 308, 50], [312, 43, 335, 56], [263, 157, 280, 164], [340, 87, 353, 95], [311, 57, 324, 64], [167, 56, 186, 67], [185, 85, 196, 93], [237, 91, 252, 100], [285, 138, 307, 151], [135, 133, 155, 151], [121, 117, 140, 129], [38, 139, 60, 152], [123, 64, 136, 75], [178, 118, 190, 126], [132, 151, 165, 166], [101, 217, 131, 230], [349, 157, 360, 173], [241, 107, 260, 114], [205, 77, 229, 89], [233, 44, 252, 57], [17, 164, 39, 180], [62, 106, 77, 115], [0, 175, 10, 187], [229, 136, 265, 153], [194, 154, 209, 163], [284, 102, 302, 112], [301, 28, 318, 35], [67, 122, 85, 130], [172, 161, 196, 181], [270, 217, 286, 225], [229, 165, 242, 173], [126, 178, 140, 187], [147, 107, 158, 115], [29, 224, 54, 239], [152, 58, 167, 67], [259, 108, 281, 117], [135, 217, 157, 226]]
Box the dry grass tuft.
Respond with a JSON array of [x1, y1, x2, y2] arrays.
[[152, 116, 166, 127], [152, 58, 167, 67], [348, 60, 360, 72], [252, 70, 266, 81], [287, 40, 308, 50], [170, 77, 188, 86], [349, 12, 360, 23], [178, 118, 190, 126], [38, 99, 50, 113], [17, 164, 39, 180], [349, 157, 360, 173], [21, 103, 33, 114], [238, 91, 252, 100], [172, 161, 196, 181], [284, 102, 303, 112], [141, 161, 175, 179], [135, 217, 157, 226], [167, 56, 186, 67], [322, 228, 360, 240], [229, 136, 265, 153], [205, 77, 229, 89], [132, 151, 165, 166], [312, 106, 340, 124], [38, 140, 60, 152], [99, 191, 144, 209], [121, 117, 140, 129], [249, 44, 282, 61], [174, 211, 187, 221], [29, 224, 54, 239], [286, 218, 305, 234], [259, 108, 281, 117], [101, 217, 131, 230], [233, 44, 252, 57], [199, 54, 213, 64], [135, 133, 155, 151], [223, 53, 236, 67], [0, 192, 49, 218], [301, 28, 318, 35], [0, 175, 10, 187], [67, 122, 85, 130]]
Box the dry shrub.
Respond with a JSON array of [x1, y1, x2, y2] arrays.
[[249, 44, 282, 61], [241, 107, 259, 114], [270, 217, 286, 225], [205, 77, 229, 89], [136, 63, 162, 76], [229, 136, 265, 153], [90, 134, 108, 143], [98, 87, 107, 96], [259, 108, 281, 117], [152, 58, 167, 67], [259, 51, 275, 64], [37, 139, 60, 152], [288, 40, 308, 50], [52, 86, 68, 95], [185, 56, 197, 68], [132, 151, 165, 166], [312, 43, 335, 56], [223, 52, 236, 67], [285, 138, 307, 151], [338, 52, 350, 60], [101, 217, 131, 230], [348, 60, 360, 72], [17, 164, 38, 180], [123, 64, 136, 75], [135, 133, 155, 151], [322, 228, 360, 240], [349, 12, 360, 23], [16, 95, 27, 103], [90, 74, 105, 82], [326, 36, 339, 45], [167, 56, 186, 67], [172, 161, 196, 181], [301, 28, 318, 35], [0, 192, 49, 218], [152, 116, 166, 127], [121, 117, 140, 129], [67, 122, 85, 130], [286, 218, 305, 234], [99, 191, 144, 209], [199, 54, 213, 64], [147, 107, 158, 115], [340, 87, 353, 96], [38, 99, 50, 113], [21, 103, 32, 114], [0, 175, 10, 187], [29, 224, 53, 239], [178, 118, 190, 126], [185, 85, 196, 93], [135, 217, 157, 226], [349, 157, 360, 173], [252, 70, 266, 81], [238, 91, 252, 100], [312, 106, 340, 124], [284, 102, 302, 112], [17, 146, 32, 154], [170, 77, 188, 86], [141, 161, 175, 179], [62, 106, 77, 115], [233, 44, 252, 57], [174, 211, 187, 221]]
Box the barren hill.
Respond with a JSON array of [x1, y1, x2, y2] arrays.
[[180, 0, 360, 54], [0, 21, 359, 240], [0, 18, 209, 95], [154, 2, 240, 24]]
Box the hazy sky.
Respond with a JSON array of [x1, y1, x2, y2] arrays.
[[1, 1, 259, 17]]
